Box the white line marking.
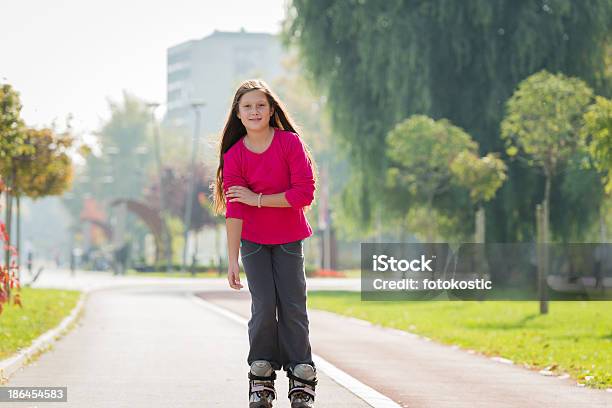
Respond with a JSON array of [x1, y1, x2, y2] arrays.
[[191, 295, 402, 408]]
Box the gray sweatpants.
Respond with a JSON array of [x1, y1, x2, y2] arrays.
[[240, 238, 315, 373]]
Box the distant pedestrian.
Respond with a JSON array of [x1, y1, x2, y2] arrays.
[[113, 242, 130, 276], [213, 79, 318, 408], [27, 250, 33, 276]]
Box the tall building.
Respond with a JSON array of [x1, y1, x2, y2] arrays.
[[165, 29, 287, 161]]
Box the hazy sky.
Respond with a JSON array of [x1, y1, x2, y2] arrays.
[[0, 0, 287, 135]]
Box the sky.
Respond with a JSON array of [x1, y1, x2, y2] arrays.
[[0, 0, 287, 136]]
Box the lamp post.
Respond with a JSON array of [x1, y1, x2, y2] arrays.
[[147, 102, 172, 273], [182, 101, 205, 272]]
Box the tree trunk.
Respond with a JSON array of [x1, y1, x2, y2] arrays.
[[537, 189, 549, 315], [190, 230, 199, 276], [3, 169, 15, 297], [426, 197, 435, 243], [600, 206, 607, 242], [543, 176, 550, 314], [475, 205, 485, 244], [4, 171, 14, 272], [16, 195, 21, 282], [375, 206, 382, 243], [475, 205, 488, 301], [544, 175, 550, 244], [4, 189, 10, 269]]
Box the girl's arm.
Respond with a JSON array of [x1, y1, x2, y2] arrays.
[[283, 132, 315, 208], [222, 149, 245, 290], [226, 217, 243, 290], [226, 134, 315, 208], [226, 187, 291, 207], [261, 193, 291, 207], [226, 217, 242, 265]]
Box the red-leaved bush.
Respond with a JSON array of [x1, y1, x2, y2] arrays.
[[0, 201, 22, 316], [311, 269, 346, 278]]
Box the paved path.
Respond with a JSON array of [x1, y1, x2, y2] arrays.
[[201, 290, 612, 408], [6, 269, 612, 407], [4, 284, 370, 407]]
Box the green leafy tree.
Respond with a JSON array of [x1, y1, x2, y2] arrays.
[[581, 96, 612, 240], [65, 93, 154, 263], [98, 92, 153, 200], [0, 84, 28, 163], [385, 115, 477, 241], [501, 70, 594, 241], [69, 92, 153, 208], [284, 0, 612, 241], [582, 96, 612, 191], [0, 84, 31, 270], [13, 128, 74, 199], [450, 151, 507, 242], [13, 128, 74, 258]]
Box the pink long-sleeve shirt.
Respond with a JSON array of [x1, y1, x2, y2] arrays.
[[223, 127, 315, 245]]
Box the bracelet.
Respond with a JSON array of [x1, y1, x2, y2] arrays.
[[257, 193, 262, 208]]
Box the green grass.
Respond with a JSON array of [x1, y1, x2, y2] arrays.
[[0, 288, 81, 360], [307, 291, 612, 389]]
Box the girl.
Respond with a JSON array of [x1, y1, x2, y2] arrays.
[[212, 79, 318, 408]]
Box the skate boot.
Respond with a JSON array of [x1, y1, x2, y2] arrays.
[[248, 360, 277, 408], [287, 363, 317, 408]]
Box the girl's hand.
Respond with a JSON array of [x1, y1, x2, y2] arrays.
[[227, 261, 243, 290], [226, 186, 258, 206]]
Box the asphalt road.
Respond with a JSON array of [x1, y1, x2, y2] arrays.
[[4, 284, 371, 407]]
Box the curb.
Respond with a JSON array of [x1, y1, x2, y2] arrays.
[[0, 284, 121, 384], [0, 281, 219, 384], [0, 290, 86, 383], [315, 309, 612, 391]]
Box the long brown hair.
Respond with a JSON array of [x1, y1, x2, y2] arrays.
[[211, 79, 317, 215]]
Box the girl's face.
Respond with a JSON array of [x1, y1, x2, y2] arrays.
[[236, 89, 274, 132]]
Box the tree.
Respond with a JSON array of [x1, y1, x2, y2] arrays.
[[450, 151, 507, 242], [64, 92, 154, 263], [142, 163, 217, 266], [0, 84, 32, 270], [97, 92, 153, 200], [0, 83, 28, 305], [582, 96, 612, 191], [501, 70, 594, 242], [0, 84, 28, 162], [284, 0, 612, 241], [9, 128, 74, 263], [385, 115, 478, 241], [581, 96, 612, 240], [68, 92, 153, 209], [145, 164, 215, 232], [12, 128, 74, 198]]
